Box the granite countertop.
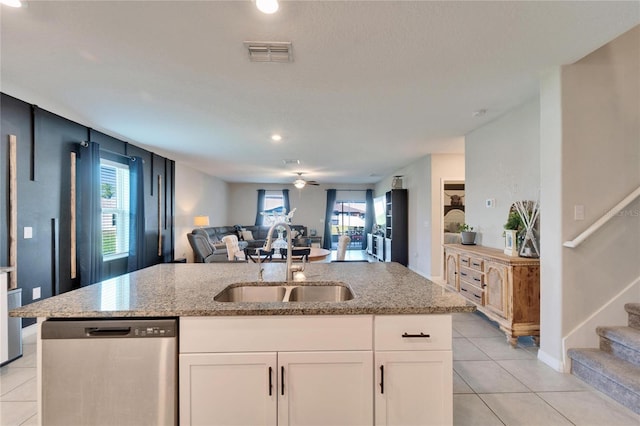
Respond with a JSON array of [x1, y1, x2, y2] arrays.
[[10, 262, 475, 318]]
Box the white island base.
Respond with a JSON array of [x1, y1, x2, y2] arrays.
[[179, 314, 452, 425]]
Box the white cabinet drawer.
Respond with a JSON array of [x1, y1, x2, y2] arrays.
[[374, 315, 451, 351], [181, 315, 373, 353]]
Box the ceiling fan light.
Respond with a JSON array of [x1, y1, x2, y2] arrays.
[[294, 179, 306, 189], [256, 0, 279, 14]]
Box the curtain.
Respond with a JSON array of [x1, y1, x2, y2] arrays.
[[77, 141, 103, 286], [363, 189, 374, 250], [255, 189, 266, 225], [282, 189, 290, 215], [127, 156, 145, 272], [323, 189, 337, 250]]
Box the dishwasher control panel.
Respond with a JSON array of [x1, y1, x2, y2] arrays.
[[42, 318, 177, 339], [134, 325, 174, 337]]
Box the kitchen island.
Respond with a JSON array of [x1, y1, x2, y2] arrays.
[[12, 262, 474, 425]]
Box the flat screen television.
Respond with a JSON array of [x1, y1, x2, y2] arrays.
[[373, 196, 386, 227]]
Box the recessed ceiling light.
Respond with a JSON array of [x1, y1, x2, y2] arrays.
[[472, 109, 487, 117], [1, 0, 22, 7], [271, 134, 282, 142], [256, 0, 279, 14]]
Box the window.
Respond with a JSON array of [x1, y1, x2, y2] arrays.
[[263, 192, 284, 214], [101, 159, 130, 260], [331, 201, 366, 250], [261, 192, 285, 225]]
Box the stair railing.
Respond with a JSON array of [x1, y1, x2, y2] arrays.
[[564, 186, 640, 248]]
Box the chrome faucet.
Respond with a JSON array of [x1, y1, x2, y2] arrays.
[[263, 222, 304, 282]]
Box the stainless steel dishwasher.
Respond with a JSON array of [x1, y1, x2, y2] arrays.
[[41, 318, 177, 426]]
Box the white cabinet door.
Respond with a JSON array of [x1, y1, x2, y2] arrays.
[[375, 351, 453, 426], [367, 233, 373, 255], [384, 238, 392, 262], [278, 351, 373, 426], [179, 352, 277, 426]]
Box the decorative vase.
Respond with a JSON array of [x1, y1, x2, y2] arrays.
[[519, 227, 539, 258], [273, 227, 288, 249], [460, 231, 476, 245]]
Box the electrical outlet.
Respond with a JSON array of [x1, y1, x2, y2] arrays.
[[24, 226, 33, 239], [33, 287, 41, 300]]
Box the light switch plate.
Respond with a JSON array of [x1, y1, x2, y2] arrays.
[[24, 226, 33, 239], [485, 199, 495, 208], [574, 205, 585, 221]]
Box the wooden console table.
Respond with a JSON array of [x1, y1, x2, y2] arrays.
[[443, 244, 540, 346]]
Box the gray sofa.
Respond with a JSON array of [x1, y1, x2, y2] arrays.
[[189, 225, 308, 263]]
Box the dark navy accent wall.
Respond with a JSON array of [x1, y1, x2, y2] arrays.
[[1, 93, 176, 326]]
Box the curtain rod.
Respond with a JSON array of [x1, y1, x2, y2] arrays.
[[80, 141, 137, 161], [325, 189, 371, 192]]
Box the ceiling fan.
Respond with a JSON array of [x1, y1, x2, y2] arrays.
[[293, 173, 319, 189]]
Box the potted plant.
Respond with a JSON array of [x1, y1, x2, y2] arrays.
[[458, 223, 476, 245], [503, 211, 523, 256]]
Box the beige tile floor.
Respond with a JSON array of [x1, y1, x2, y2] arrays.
[[0, 327, 37, 426], [1, 312, 639, 425], [451, 312, 640, 426]]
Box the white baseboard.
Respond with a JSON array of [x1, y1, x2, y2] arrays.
[[562, 276, 640, 370], [537, 348, 565, 372]]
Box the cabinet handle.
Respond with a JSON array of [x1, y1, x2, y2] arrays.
[[472, 262, 481, 267], [461, 288, 468, 292], [402, 332, 431, 338], [473, 294, 481, 299], [473, 277, 481, 282], [281, 366, 285, 396], [380, 365, 384, 394], [460, 272, 467, 277], [482, 284, 486, 288], [268, 367, 273, 396]]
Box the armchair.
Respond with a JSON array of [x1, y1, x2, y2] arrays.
[[187, 233, 221, 263]]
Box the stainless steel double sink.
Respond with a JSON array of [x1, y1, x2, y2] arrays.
[[214, 282, 354, 303]]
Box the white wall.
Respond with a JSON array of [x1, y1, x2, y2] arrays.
[[465, 99, 541, 249], [539, 67, 565, 370], [174, 162, 229, 262], [431, 154, 465, 278], [376, 155, 447, 277], [227, 182, 373, 240], [376, 153, 465, 278], [553, 25, 640, 368], [376, 158, 428, 275]]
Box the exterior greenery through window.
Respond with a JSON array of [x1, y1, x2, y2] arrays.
[[101, 159, 130, 260]]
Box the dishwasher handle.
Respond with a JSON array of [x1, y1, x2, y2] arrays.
[[86, 327, 132, 337]]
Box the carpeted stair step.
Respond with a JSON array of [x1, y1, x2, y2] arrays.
[[597, 326, 640, 367], [626, 303, 640, 330], [568, 348, 640, 415]]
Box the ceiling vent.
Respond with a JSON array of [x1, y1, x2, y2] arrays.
[[244, 41, 293, 63]]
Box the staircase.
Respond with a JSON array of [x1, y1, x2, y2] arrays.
[[568, 303, 640, 414]]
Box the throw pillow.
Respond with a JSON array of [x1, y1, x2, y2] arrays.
[[241, 230, 254, 241]]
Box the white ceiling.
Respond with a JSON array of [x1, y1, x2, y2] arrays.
[[1, 1, 638, 184]]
